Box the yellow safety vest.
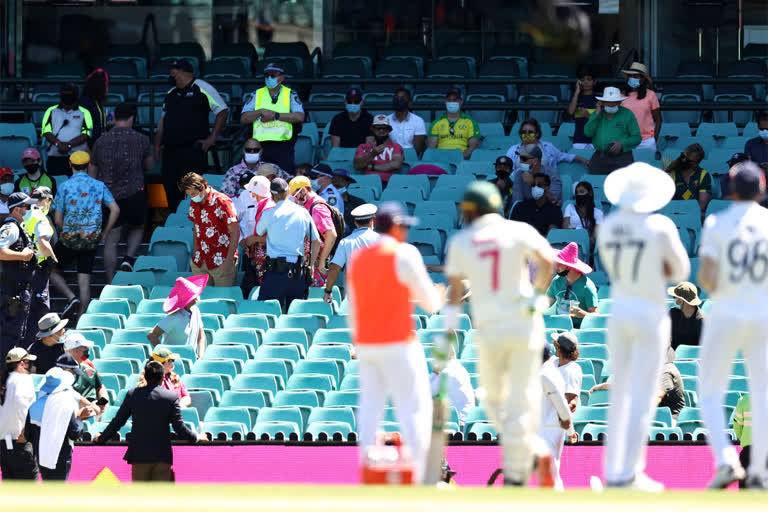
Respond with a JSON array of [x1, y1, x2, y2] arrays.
[[251, 86, 293, 142], [23, 209, 52, 263]]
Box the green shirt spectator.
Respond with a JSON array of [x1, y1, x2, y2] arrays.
[[584, 106, 641, 153], [74, 362, 103, 401], [547, 273, 598, 318], [734, 393, 751, 448]]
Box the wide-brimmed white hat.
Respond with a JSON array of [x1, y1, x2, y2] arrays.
[[595, 87, 627, 102], [604, 163, 675, 213]]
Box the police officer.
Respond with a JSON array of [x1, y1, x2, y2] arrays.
[[0, 193, 38, 361], [255, 178, 321, 311], [23, 187, 57, 344], [240, 63, 305, 173], [311, 163, 344, 214], [323, 203, 380, 305]]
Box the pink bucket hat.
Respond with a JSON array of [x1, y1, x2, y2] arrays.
[[553, 242, 592, 275], [163, 275, 209, 313]]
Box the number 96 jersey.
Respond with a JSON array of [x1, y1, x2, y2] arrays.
[[699, 202, 768, 304], [597, 211, 689, 305]]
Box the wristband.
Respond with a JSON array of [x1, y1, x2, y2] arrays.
[[324, 288, 333, 294]]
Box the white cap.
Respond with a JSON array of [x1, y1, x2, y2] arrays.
[[63, 332, 94, 351], [246, 175, 271, 198], [371, 114, 391, 127], [351, 203, 377, 220]]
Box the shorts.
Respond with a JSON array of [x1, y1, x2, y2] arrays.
[[55, 242, 97, 274], [114, 189, 148, 228]]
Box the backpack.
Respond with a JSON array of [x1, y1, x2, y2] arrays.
[[309, 199, 346, 257]]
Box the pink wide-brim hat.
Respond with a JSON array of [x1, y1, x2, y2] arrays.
[[553, 242, 592, 275], [163, 275, 209, 313]]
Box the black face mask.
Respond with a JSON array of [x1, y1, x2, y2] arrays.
[[575, 194, 591, 207], [374, 135, 388, 145], [557, 269, 570, 277], [24, 163, 41, 177], [168, 76, 178, 87], [496, 171, 511, 181], [393, 97, 409, 112], [60, 93, 76, 105]]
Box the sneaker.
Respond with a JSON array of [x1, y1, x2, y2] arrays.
[[607, 473, 664, 493], [503, 477, 525, 487], [120, 257, 135, 272], [61, 297, 80, 319], [535, 454, 555, 488], [709, 464, 746, 490], [745, 474, 766, 489]]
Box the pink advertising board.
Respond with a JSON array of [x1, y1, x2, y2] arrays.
[[65, 444, 727, 489]]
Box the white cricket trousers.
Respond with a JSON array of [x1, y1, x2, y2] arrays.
[[475, 317, 543, 483], [539, 426, 566, 490], [604, 299, 669, 484], [356, 340, 432, 483], [699, 304, 768, 480]]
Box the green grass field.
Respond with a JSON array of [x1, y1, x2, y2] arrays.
[[2, 484, 766, 511]]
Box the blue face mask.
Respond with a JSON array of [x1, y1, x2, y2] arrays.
[[337, 187, 347, 195], [627, 77, 641, 88], [760, 129, 768, 140], [265, 76, 279, 89], [446, 102, 460, 114], [518, 163, 530, 172], [346, 103, 361, 114], [22, 208, 33, 221], [604, 105, 619, 114], [191, 192, 205, 203], [0, 183, 14, 195], [311, 179, 321, 191]]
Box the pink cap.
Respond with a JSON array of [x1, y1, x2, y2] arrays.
[[22, 148, 41, 160]]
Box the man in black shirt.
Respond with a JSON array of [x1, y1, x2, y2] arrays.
[[489, 156, 514, 217], [510, 173, 563, 236], [668, 281, 704, 350], [153, 59, 229, 210], [26, 313, 68, 375], [659, 349, 686, 424], [328, 88, 374, 148]]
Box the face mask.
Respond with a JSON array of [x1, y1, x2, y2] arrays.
[[0, 183, 14, 195], [265, 76, 279, 89], [337, 187, 347, 195], [531, 186, 545, 200], [604, 105, 619, 114], [393, 97, 409, 112], [519, 163, 530, 172], [521, 133, 537, 144], [60, 93, 76, 105], [627, 77, 641, 88], [557, 268, 570, 277], [191, 192, 205, 203], [575, 194, 591, 207], [22, 209, 32, 221], [496, 171, 510, 181], [82, 350, 90, 361], [24, 163, 41, 179], [374, 135, 388, 145], [346, 103, 361, 114], [445, 102, 460, 114], [310, 179, 321, 191], [168, 76, 177, 87], [759, 129, 768, 140], [244, 152, 261, 164]]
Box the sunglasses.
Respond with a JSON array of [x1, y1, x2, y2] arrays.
[[244, 147, 262, 153], [264, 73, 280, 79], [519, 156, 533, 162], [373, 126, 389, 131], [520, 130, 536, 135]]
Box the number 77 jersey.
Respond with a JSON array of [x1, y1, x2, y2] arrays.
[[445, 214, 551, 330], [597, 210, 689, 304], [699, 202, 768, 303]]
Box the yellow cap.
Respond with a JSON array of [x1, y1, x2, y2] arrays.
[[69, 151, 91, 165], [289, 175, 312, 195]]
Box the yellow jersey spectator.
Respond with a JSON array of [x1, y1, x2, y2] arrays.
[[427, 88, 481, 159]]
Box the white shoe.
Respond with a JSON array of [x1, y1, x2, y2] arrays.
[[708, 464, 746, 489], [607, 473, 664, 493]]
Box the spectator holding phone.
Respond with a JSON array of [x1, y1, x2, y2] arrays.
[[567, 67, 598, 150]]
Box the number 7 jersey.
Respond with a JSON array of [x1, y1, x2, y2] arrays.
[[597, 210, 689, 304], [699, 202, 768, 303]]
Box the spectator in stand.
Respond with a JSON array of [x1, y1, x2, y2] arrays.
[[332, 169, 365, 233], [26, 313, 67, 375], [181, 173, 239, 287], [427, 88, 481, 160], [147, 275, 207, 359], [0, 167, 17, 222], [505, 118, 589, 173], [79, 68, 110, 145], [220, 139, 289, 197], [546, 242, 599, 328], [668, 281, 704, 350], [16, 148, 57, 197], [621, 62, 661, 152], [329, 88, 374, 148], [294, 163, 312, 176], [231, 171, 256, 221], [388, 87, 426, 155], [511, 145, 563, 204], [562, 181, 603, 252], [719, 153, 750, 199], [665, 143, 711, 221], [510, 173, 563, 237], [63, 333, 107, 407], [353, 115, 404, 183], [584, 87, 641, 175], [289, 176, 338, 285], [90, 103, 152, 281], [239, 175, 274, 298], [41, 83, 93, 176], [0, 347, 39, 480], [489, 156, 514, 217], [239, 63, 305, 173], [311, 163, 344, 213], [50, 151, 120, 318], [744, 111, 768, 165], [154, 59, 229, 211], [94, 360, 205, 481], [137, 347, 191, 408], [429, 340, 475, 427], [733, 393, 753, 489], [548, 331, 583, 420], [658, 348, 686, 424], [567, 67, 598, 150]]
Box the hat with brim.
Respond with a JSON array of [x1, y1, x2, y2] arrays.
[[37, 313, 69, 339], [550, 331, 578, 353], [553, 242, 592, 274], [595, 86, 628, 102], [151, 347, 180, 362], [56, 353, 84, 376], [40, 367, 75, 395], [5, 347, 37, 364], [621, 62, 652, 83], [163, 275, 209, 313], [333, 168, 357, 184], [604, 162, 675, 213], [668, 281, 702, 306]]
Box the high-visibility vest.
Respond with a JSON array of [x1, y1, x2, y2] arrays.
[[251, 86, 293, 142], [23, 209, 52, 263], [347, 238, 415, 345]]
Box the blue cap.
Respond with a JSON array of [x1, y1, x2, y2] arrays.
[[263, 62, 285, 74], [168, 59, 194, 73], [310, 163, 333, 178], [375, 201, 419, 230], [730, 161, 765, 198], [332, 168, 357, 183]]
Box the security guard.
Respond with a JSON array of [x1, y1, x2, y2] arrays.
[[311, 163, 344, 214], [255, 178, 321, 311], [240, 63, 305, 173], [323, 203, 380, 305], [23, 187, 57, 343], [0, 193, 39, 361]]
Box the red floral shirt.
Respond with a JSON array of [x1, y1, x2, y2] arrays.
[[188, 188, 238, 269]]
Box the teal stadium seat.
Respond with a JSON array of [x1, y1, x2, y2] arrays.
[[125, 314, 164, 329], [306, 421, 352, 440], [221, 389, 268, 409], [136, 300, 166, 314], [288, 373, 335, 393], [324, 390, 358, 407], [213, 328, 263, 352], [253, 421, 300, 440], [204, 406, 254, 430], [193, 359, 238, 380], [198, 299, 236, 317], [275, 314, 326, 337], [239, 299, 283, 317], [307, 406, 356, 430], [223, 314, 272, 331], [205, 344, 251, 362], [580, 314, 610, 330], [204, 421, 246, 439], [258, 406, 304, 434], [312, 329, 352, 345], [86, 299, 131, 318]]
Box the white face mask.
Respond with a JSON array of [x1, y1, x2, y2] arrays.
[[244, 152, 261, 164], [519, 163, 530, 172], [531, 186, 545, 200], [337, 187, 347, 195], [604, 105, 619, 114]]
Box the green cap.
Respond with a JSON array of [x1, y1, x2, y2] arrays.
[[460, 181, 503, 214]]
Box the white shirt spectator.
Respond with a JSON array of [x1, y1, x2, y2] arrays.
[[430, 359, 475, 424], [234, 192, 258, 243], [539, 359, 571, 428], [563, 203, 604, 230], [0, 372, 37, 445], [387, 112, 426, 150], [505, 141, 577, 171], [551, 357, 583, 397]]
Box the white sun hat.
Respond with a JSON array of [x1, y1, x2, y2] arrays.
[[604, 162, 676, 213], [595, 86, 628, 102]]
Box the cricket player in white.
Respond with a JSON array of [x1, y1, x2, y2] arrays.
[[698, 162, 768, 489], [444, 181, 554, 485], [598, 163, 690, 491]]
